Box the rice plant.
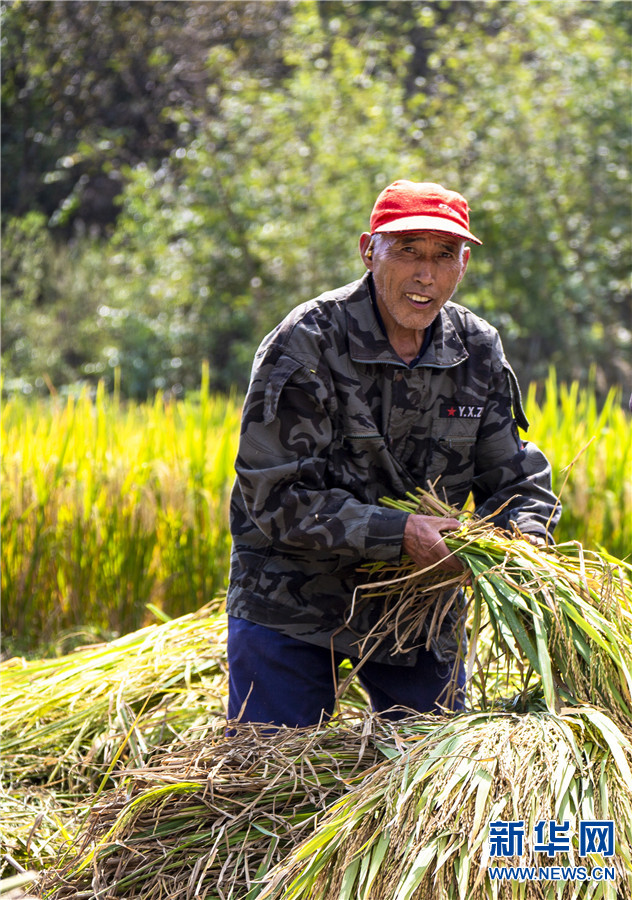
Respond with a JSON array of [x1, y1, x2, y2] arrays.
[[524, 371, 631, 560], [2, 371, 628, 652], [29, 710, 632, 900], [36, 718, 390, 900], [0, 605, 371, 882], [10, 569, 632, 898], [4, 374, 631, 897], [0, 786, 81, 888], [1, 366, 240, 649]]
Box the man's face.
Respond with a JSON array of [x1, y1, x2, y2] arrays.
[[359, 231, 470, 336]]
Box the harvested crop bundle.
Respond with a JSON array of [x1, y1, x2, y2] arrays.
[[262, 708, 632, 900], [37, 718, 389, 900], [348, 489, 632, 724], [1, 605, 229, 790], [0, 785, 82, 884], [10, 485, 632, 900]]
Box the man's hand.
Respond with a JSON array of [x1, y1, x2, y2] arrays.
[[402, 514, 464, 572]]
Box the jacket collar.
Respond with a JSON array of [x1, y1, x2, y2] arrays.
[[346, 273, 469, 369]]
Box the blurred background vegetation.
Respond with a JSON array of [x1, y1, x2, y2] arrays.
[[2, 0, 631, 401]]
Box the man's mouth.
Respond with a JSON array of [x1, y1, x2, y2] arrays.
[[405, 293, 433, 308]]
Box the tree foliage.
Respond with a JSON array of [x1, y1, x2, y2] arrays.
[[1, 0, 293, 227], [2, 0, 630, 398]]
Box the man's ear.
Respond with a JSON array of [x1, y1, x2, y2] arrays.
[[359, 232, 374, 269]]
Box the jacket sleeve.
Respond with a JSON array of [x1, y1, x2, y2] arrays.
[[471, 335, 561, 537], [233, 348, 409, 564]]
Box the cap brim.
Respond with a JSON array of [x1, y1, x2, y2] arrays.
[[373, 215, 482, 245]]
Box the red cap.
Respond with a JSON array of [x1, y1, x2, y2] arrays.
[[370, 180, 482, 245]]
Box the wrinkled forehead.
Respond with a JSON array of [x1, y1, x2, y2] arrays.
[[379, 230, 466, 251]]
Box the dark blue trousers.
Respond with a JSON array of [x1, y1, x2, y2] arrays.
[[227, 615, 465, 727]]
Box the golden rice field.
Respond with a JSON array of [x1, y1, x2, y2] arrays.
[[1, 369, 630, 653], [1, 366, 240, 652]]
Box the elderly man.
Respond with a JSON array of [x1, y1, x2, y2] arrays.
[[226, 180, 560, 726]]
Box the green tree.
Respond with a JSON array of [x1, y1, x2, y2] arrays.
[[1, 0, 294, 229], [2, 0, 629, 396], [1, 213, 111, 393], [95, 12, 415, 393]]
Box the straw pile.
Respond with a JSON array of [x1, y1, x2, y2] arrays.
[[261, 708, 632, 900], [8, 489, 632, 899], [0, 872, 40, 900], [32, 708, 632, 900], [36, 718, 388, 900], [0, 604, 370, 882], [0, 786, 81, 887], [1, 604, 229, 792], [259, 489, 632, 898]]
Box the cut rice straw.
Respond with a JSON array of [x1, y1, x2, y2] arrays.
[[261, 707, 632, 900], [0, 604, 229, 791], [345, 488, 632, 724], [36, 717, 391, 900]]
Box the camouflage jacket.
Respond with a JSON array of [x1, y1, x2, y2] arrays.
[[226, 273, 560, 664]]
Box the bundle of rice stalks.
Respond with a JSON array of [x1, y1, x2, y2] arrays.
[[261, 707, 632, 900], [1, 604, 229, 791], [353, 489, 632, 723], [37, 718, 390, 900]]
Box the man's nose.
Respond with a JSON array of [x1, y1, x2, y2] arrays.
[[413, 259, 435, 283]]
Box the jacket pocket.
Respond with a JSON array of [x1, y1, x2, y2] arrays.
[[430, 416, 479, 448], [424, 418, 478, 501], [262, 356, 306, 425]]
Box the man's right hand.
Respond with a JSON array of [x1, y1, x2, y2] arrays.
[[402, 514, 464, 572]]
